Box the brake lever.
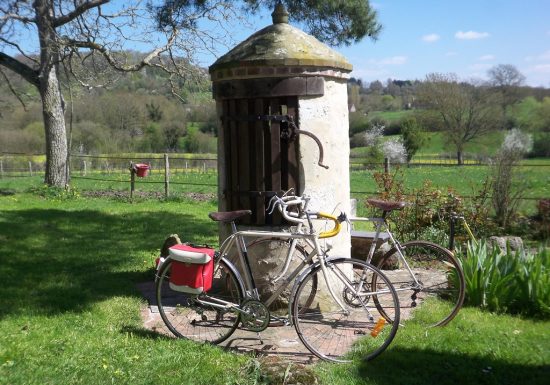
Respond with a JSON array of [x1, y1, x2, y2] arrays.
[[266, 195, 282, 215]]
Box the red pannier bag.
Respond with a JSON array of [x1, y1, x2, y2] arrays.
[[168, 244, 215, 294]]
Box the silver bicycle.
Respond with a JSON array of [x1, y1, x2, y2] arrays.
[[155, 194, 401, 362]]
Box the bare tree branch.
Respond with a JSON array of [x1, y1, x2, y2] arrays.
[[59, 27, 179, 73], [52, 0, 110, 27], [0, 36, 39, 64], [0, 13, 35, 24], [0, 52, 39, 86], [0, 66, 27, 110]]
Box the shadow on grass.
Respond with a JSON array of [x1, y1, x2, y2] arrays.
[[120, 326, 173, 341], [357, 347, 550, 385], [0, 207, 217, 318]]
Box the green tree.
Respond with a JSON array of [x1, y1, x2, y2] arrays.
[[401, 118, 425, 163]]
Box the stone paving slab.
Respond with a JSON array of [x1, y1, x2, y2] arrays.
[[136, 281, 318, 364]]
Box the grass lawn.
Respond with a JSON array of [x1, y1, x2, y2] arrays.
[[1, 191, 549, 384]]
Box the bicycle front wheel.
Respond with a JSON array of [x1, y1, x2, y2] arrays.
[[156, 257, 244, 344], [375, 241, 465, 327], [292, 258, 400, 362]]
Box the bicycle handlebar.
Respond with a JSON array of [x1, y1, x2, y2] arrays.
[[316, 212, 342, 238], [266, 190, 345, 237]]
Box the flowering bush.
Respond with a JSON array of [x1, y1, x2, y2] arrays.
[[382, 138, 407, 164]]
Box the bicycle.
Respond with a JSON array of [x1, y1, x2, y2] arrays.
[[155, 194, 401, 362], [351, 198, 466, 328]]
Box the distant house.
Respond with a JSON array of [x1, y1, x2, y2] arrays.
[[349, 103, 356, 112]]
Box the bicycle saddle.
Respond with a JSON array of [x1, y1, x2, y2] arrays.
[[366, 198, 406, 212], [208, 210, 252, 223]]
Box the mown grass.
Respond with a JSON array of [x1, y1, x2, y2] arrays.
[[318, 304, 549, 385], [1, 192, 549, 385], [0, 193, 254, 385]]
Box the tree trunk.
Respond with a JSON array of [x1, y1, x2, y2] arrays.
[[40, 67, 68, 187], [457, 150, 464, 165], [35, 0, 68, 187]]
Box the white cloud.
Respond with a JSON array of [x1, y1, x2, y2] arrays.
[[455, 30, 490, 40], [422, 33, 440, 42], [377, 56, 408, 65], [469, 63, 492, 71], [479, 55, 495, 61], [530, 64, 550, 73], [353, 56, 408, 80], [525, 50, 550, 62]]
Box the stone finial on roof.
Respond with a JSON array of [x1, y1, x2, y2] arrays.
[[272, 3, 289, 24]]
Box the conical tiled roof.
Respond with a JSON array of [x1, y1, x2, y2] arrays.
[[209, 8, 352, 74]]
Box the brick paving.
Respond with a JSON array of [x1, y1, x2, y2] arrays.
[[137, 281, 318, 364], [137, 267, 441, 363]]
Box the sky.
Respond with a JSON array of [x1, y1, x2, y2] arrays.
[[222, 0, 550, 87], [3, 0, 549, 87]]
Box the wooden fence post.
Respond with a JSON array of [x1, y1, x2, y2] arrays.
[[83, 160, 87, 176], [129, 162, 135, 199], [384, 158, 390, 193], [0, 159, 3, 179], [29, 161, 33, 176], [164, 153, 170, 198]]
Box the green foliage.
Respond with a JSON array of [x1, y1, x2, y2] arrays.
[[28, 185, 81, 200], [180, 125, 216, 153], [531, 132, 550, 157], [145, 102, 163, 122], [401, 118, 426, 162], [371, 168, 494, 244], [535, 199, 550, 240], [456, 242, 550, 318], [349, 111, 370, 136]]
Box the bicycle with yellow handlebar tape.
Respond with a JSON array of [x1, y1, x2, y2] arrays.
[[155, 192, 401, 363]]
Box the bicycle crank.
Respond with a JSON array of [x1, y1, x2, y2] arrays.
[[240, 299, 270, 332]]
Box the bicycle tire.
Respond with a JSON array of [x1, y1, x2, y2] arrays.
[[374, 240, 465, 327], [292, 258, 400, 362], [245, 238, 317, 325], [156, 257, 244, 344]]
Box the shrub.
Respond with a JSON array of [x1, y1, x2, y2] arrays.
[[491, 129, 532, 229], [534, 199, 550, 240], [371, 168, 494, 245], [381, 138, 407, 163], [529, 133, 550, 157], [401, 118, 426, 162], [455, 242, 550, 318]]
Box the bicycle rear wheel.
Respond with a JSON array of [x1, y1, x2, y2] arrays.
[[292, 258, 400, 362], [375, 241, 465, 327], [156, 257, 244, 344]]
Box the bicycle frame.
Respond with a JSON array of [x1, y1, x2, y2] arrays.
[[351, 216, 423, 292]]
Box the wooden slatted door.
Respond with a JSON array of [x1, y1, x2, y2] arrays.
[[221, 96, 300, 225]]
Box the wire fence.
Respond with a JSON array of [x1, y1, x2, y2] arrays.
[[1, 152, 549, 203]]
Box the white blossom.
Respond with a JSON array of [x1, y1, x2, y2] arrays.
[[364, 125, 384, 146], [382, 138, 407, 163], [502, 128, 533, 156]]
